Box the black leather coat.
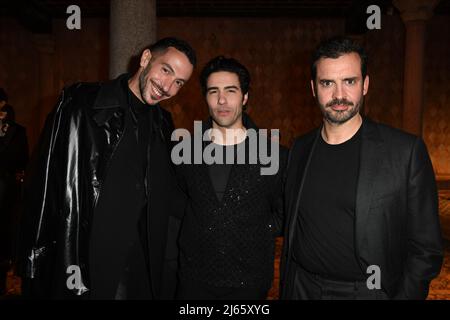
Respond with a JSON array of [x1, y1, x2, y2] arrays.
[[20, 74, 185, 299]]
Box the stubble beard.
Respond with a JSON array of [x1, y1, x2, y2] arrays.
[[139, 64, 152, 105], [319, 96, 363, 125]]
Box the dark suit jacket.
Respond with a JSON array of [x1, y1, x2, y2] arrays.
[[280, 117, 443, 299]]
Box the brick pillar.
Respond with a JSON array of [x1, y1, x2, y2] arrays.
[[393, 0, 440, 136], [109, 0, 156, 79]]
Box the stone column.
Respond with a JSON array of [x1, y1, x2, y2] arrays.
[[393, 0, 440, 136], [109, 0, 156, 79], [33, 34, 56, 148]]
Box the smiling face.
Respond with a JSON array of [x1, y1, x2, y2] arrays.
[[138, 47, 194, 105], [206, 71, 248, 130], [311, 52, 369, 125]]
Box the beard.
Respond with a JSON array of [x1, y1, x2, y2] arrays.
[[139, 67, 169, 105], [139, 65, 151, 104], [318, 96, 363, 125]]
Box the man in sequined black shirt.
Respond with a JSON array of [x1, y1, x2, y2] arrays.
[[175, 56, 288, 300]]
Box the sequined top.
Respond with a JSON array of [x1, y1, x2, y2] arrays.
[[176, 118, 288, 289]]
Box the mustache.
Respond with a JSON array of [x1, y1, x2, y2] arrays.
[[326, 98, 354, 108]]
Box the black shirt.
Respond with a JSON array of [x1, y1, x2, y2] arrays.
[[207, 141, 245, 202], [129, 88, 152, 177], [178, 133, 286, 289], [293, 125, 365, 281]]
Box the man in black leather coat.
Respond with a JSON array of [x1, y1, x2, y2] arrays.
[[19, 38, 196, 299]]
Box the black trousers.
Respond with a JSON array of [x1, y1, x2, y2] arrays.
[[291, 262, 389, 300], [176, 276, 269, 300]]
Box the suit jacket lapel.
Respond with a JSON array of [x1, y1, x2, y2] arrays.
[[286, 129, 320, 252], [355, 119, 384, 260]]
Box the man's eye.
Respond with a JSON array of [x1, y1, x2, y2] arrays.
[[346, 79, 356, 85], [321, 81, 332, 87], [176, 81, 183, 88], [162, 67, 169, 74]]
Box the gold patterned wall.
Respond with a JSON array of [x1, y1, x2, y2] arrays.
[[364, 15, 405, 130], [423, 16, 450, 177], [0, 18, 109, 149], [157, 17, 346, 146], [1, 15, 449, 175], [0, 19, 40, 148]]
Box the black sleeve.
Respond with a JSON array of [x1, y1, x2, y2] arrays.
[[394, 137, 444, 299]]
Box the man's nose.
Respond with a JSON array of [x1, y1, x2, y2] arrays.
[[162, 80, 172, 94], [333, 83, 345, 100], [218, 93, 226, 105], [162, 75, 178, 94]]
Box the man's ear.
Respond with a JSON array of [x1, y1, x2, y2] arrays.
[[242, 93, 249, 107], [140, 49, 152, 68], [311, 80, 316, 98], [363, 75, 369, 96]]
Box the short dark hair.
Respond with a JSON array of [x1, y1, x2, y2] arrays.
[[149, 37, 197, 67], [311, 36, 368, 81], [0, 88, 8, 102], [200, 56, 251, 97]]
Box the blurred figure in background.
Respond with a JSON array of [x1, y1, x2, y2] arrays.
[[0, 88, 29, 295]]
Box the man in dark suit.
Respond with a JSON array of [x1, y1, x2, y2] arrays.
[[280, 36, 443, 300]]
